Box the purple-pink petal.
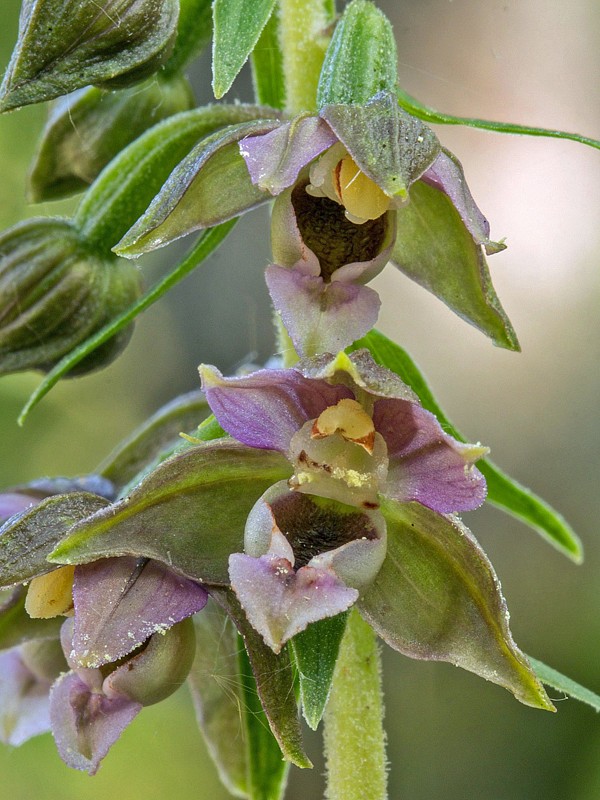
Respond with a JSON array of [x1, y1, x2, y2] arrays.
[[0, 648, 52, 745], [200, 364, 352, 452], [265, 264, 381, 356], [229, 552, 357, 653], [420, 149, 505, 255], [70, 557, 207, 668], [240, 117, 338, 195], [50, 670, 141, 774], [373, 398, 487, 512]]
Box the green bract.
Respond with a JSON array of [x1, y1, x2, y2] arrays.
[[0, 0, 179, 112]]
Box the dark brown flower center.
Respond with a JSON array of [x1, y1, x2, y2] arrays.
[[270, 492, 378, 568], [291, 184, 387, 281]]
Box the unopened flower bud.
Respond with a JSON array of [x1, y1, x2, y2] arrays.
[[29, 75, 195, 202], [0, 218, 140, 376]]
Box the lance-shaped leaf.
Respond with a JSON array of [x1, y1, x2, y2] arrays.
[[321, 92, 440, 200], [317, 0, 398, 108], [349, 329, 583, 561], [188, 602, 249, 798], [75, 104, 275, 250], [391, 180, 518, 350], [359, 498, 554, 711], [291, 612, 349, 730], [0, 492, 110, 588], [212, 0, 277, 99], [211, 588, 311, 771], [29, 75, 194, 203], [98, 390, 210, 490], [49, 442, 291, 584], [0, 0, 179, 112], [116, 119, 280, 256], [0, 588, 62, 653]]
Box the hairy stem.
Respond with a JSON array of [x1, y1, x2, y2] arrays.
[[324, 608, 388, 800]]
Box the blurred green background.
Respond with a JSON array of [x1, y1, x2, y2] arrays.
[[0, 1, 599, 798]]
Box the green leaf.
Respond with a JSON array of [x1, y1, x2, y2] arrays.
[[115, 119, 279, 256], [212, 0, 277, 99], [360, 498, 554, 711], [0, 587, 62, 652], [391, 180, 518, 350], [98, 390, 211, 490], [76, 104, 271, 249], [18, 222, 236, 423], [317, 0, 398, 108], [250, 8, 286, 110], [29, 76, 194, 203], [349, 329, 583, 562], [49, 442, 292, 585], [397, 88, 600, 153], [529, 656, 600, 712], [212, 588, 311, 774], [292, 612, 348, 730], [0, 492, 110, 589], [188, 601, 250, 798], [0, 0, 179, 112]]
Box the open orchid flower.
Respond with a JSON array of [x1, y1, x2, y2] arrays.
[[238, 91, 510, 354], [200, 349, 488, 651]]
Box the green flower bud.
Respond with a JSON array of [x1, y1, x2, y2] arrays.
[[29, 75, 195, 203], [0, 0, 179, 112], [0, 219, 140, 377]]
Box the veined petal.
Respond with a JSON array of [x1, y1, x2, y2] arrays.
[[240, 116, 338, 195], [229, 551, 357, 654], [421, 149, 505, 255], [199, 364, 352, 451], [50, 670, 142, 774], [373, 398, 488, 513], [70, 557, 207, 668], [265, 265, 381, 356]]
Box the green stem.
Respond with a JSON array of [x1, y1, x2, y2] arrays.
[[278, 0, 331, 114], [324, 609, 387, 800]]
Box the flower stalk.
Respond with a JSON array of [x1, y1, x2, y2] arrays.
[[279, 0, 332, 115], [324, 608, 387, 800]]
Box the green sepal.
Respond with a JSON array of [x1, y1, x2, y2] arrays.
[[98, 390, 211, 491], [115, 119, 280, 256], [188, 601, 250, 798], [251, 8, 286, 110], [360, 498, 554, 711], [0, 218, 141, 377], [321, 91, 440, 200], [317, 0, 397, 108], [0, 492, 110, 589], [0, 587, 62, 652], [0, 0, 179, 112], [162, 0, 213, 77], [75, 105, 272, 250], [49, 442, 292, 585], [212, 0, 277, 99], [349, 329, 583, 561], [292, 612, 348, 730], [391, 180, 519, 350], [29, 75, 194, 203], [212, 587, 311, 773]]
